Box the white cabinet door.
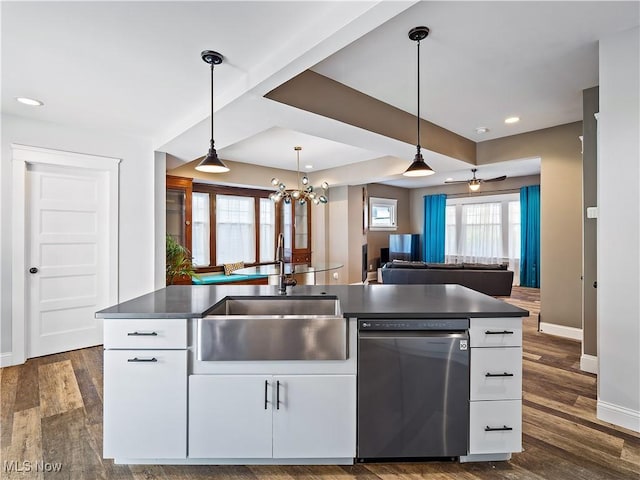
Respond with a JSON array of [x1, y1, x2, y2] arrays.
[[189, 375, 273, 458], [272, 375, 356, 458], [104, 350, 187, 459]]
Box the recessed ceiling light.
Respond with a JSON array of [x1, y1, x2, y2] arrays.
[[445, 177, 453, 182], [505, 116, 520, 124], [475, 127, 489, 134], [305, 164, 313, 169], [16, 97, 44, 106]]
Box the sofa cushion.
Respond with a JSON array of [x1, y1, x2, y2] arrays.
[[462, 262, 508, 270], [425, 263, 461, 269], [386, 260, 429, 269]]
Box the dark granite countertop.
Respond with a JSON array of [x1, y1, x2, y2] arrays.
[[96, 284, 528, 319]]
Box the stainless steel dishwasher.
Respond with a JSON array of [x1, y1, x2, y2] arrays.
[[357, 318, 469, 460]]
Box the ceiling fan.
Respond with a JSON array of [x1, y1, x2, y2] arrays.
[[444, 168, 507, 191]]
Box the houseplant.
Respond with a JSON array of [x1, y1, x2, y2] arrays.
[[166, 234, 198, 285]]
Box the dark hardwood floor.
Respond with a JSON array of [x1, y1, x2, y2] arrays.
[[1, 287, 638, 479]]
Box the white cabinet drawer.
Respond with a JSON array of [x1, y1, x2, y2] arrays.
[[470, 348, 522, 401], [104, 319, 186, 349], [470, 318, 522, 347], [469, 400, 522, 454]]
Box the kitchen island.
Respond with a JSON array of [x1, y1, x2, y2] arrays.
[[96, 284, 527, 465]]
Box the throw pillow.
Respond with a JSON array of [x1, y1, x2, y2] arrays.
[[223, 261, 245, 276]]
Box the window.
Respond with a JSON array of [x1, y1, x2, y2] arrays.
[[190, 184, 276, 268], [445, 205, 457, 258], [259, 198, 275, 262], [445, 193, 520, 285], [192, 192, 210, 266], [216, 195, 256, 264], [459, 202, 503, 262], [369, 197, 397, 231]]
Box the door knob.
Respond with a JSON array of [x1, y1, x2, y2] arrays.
[[593, 281, 597, 288], [29, 267, 38, 274]]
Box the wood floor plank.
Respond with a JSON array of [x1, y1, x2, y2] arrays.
[[38, 360, 84, 418], [513, 438, 629, 480], [524, 420, 640, 477], [12, 357, 41, 413], [523, 404, 625, 457], [73, 366, 103, 426], [1, 407, 44, 480], [622, 440, 640, 465], [0, 365, 19, 449], [162, 465, 259, 480], [40, 407, 107, 480]]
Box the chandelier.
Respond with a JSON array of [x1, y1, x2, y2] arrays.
[[269, 146, 328, 205]]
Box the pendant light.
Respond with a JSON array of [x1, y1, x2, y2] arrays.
[[195, 50, 229, 173], [269, 147, 329, 205], [403, 26, 435, 177]]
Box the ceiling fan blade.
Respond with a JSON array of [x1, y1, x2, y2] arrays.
[[482, 175, 507, 183], [444, 180, 471, 184]]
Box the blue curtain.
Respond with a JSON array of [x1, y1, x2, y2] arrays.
[[520, 185, 540, 287], [423, 194, 446, 263]]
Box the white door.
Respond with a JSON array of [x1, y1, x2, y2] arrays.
[[272, 375, 356, 458], [27, 163, 110, 357]]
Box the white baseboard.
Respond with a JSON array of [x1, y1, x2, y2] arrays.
[[539, 322, 582, 341], [0, 352, 14, 368], [597, 400, 640, 433], [580, 354, 598, 374]]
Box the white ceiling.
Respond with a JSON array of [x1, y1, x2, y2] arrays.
[[2, 1, 638, 189]]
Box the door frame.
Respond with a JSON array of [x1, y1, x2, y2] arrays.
[[11, 144, 120, 365]]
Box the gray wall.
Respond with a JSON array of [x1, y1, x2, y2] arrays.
[[582, 87, 599, 357], [366, 183, 412, 269], [477, 122, 584, 330]]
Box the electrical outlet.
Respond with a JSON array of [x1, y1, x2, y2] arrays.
[[333, 272, 339, 280]]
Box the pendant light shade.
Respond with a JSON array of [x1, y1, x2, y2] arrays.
[[196, 50, 229, 173], [403, 26, 435, 177]]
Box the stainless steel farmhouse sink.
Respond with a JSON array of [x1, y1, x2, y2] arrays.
[[197, 296, 347, 361]]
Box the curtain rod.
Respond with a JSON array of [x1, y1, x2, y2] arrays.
[[445, 187, 522, 198]]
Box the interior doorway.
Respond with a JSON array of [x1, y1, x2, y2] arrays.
[[11, 145, 119, 363]]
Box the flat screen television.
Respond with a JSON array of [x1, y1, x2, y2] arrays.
[[389, 233, 420, 262]]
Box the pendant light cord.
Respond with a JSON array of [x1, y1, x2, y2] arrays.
[[416, 38, 421, 153], [210, 63, 214, 148]]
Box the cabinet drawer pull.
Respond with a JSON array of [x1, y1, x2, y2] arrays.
[[127, 357, 158, 362], [484, 330, 514, 335], [127, 331, 158, 336], [485, 425, 513, 432], [485, 372, 515, 377], [276, 380, 281, 410], [264, 380, 269, 410]]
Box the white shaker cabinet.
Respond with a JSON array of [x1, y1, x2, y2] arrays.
[[188, 374, 356, 459], [272, 375, 356, 458], [103, 319, 187, 460], [189, 375, 273, 458]]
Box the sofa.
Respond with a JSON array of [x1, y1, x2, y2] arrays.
[[381, 260, 514, 296]]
